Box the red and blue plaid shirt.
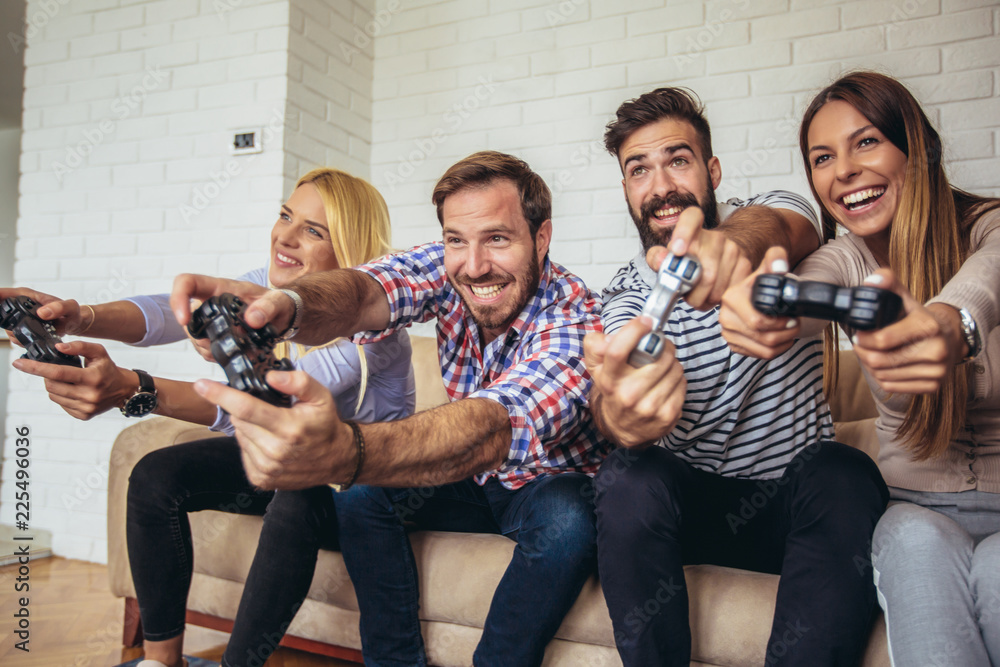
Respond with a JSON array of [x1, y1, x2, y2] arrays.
[[354, 242, 611, 489]]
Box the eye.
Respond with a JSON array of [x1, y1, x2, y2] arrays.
[[445, 236, 464, 247], [306, 226, 324, 239], [858, 136, 879, 148], [671, 156, 689, 167], [279, 212, 291, 222], [811, 153, 831, 168], [629, 165, 647, 177]]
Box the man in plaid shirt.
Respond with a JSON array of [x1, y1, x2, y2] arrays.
[[173, 151, 610, 666]]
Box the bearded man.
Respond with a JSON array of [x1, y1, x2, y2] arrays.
[[171, 151, 609, 667]]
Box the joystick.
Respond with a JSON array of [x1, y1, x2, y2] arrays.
[[751, 274, 902, 331], [629, 254, 702, 367], [187, 294, 294, 406], [0, 296, 82, 367]]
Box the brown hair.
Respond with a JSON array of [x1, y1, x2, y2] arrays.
[[604, 87, 713, 165], [431, 151, 551, 237], [800, 71, 1000, 460]]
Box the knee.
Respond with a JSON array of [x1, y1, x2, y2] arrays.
[[334, 484, 402, 524], [594, 447, 682, 536], [873, 503, 970, 564], [519, 476, 596, 561], [791, 442, 888, 511], [263, 487, 334, 535], [971, 532, 1000, 602], [127, 448, 185, 506]]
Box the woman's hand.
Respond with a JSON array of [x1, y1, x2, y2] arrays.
[[852, 270, 966, 394], [11, 341, 135, 420], [0, 287, 88, 335], [719, 246, 800, 359]]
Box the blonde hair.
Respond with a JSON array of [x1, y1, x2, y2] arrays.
[[273, 168, 393, 411], [800, 72, 1000, 460]]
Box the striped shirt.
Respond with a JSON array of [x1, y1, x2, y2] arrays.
[[602, 192, 834, 479], [356, 242, 611, 490]]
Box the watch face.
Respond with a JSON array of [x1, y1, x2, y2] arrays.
[[125, 392, 157, 417]]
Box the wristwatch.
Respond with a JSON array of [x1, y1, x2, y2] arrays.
[[121, 369, 158, 417], [958, 308, 982, 362], [276, 288, 303, 342]]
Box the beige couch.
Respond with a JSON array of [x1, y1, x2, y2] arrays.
[[107, 336, 890, 666]]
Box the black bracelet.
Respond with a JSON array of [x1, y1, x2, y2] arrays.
[[330, 420, 365, 492]]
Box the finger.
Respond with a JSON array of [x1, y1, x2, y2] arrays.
[[582, 331, 608, 371], [0, 287, 56, 305], [263, 369, 332, 407], [193, 378, 279, 425], [11, 356, 85, 382], [243, 289, 294, 330], [601, 317, 656, 371], [55, 340, 108, 363], [170, 274, 228, 326], [644, 246, 670, 274], [667, 207, 705, 257], [633, 355, 686, 416], [34, 298, 78, 322]]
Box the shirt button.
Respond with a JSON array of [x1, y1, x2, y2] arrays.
[[967, 451, 976, 460], [974, 365, 985, 375], [966, 476, 977, 485]]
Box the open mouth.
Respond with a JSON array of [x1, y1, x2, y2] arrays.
[[468, 283, 507, 300], [275, 251, 302, 267], [652, 206, 684, 223], [840, 187, 886, 212]]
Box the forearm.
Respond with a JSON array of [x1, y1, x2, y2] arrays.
[[718, 206, 816, 268], [287, 270, 391, 346], [85, 301, 148, 343], [353, 398, 511, 487], [152, 378, 220, 425]]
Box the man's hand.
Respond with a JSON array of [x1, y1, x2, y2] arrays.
[[719, 246, 800, 359], [193, 369, 357, 490], [11, 341, 133, 420], [170, 274, 294, 332], [852, 271, 965, 395], [648, 207, 753, 310], [584, 317, 686, 449]]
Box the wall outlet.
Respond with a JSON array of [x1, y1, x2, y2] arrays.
[[231, 128, 263, 155]]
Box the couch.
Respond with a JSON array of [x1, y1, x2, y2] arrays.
[[107, 336, 890, 666]]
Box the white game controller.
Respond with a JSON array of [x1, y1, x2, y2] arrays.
[[628, 253, 702, 367]]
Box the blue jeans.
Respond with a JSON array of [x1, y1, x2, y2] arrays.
[[336, 473, 598, 667]]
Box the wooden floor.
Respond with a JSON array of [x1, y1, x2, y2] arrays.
[[0, 556, 360, 666]]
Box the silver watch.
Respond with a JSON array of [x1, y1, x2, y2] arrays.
[[958, 307, 982, 362], [276, 288, 303, 342]]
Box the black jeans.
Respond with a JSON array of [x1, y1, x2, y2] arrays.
[[125, 438, 274, 641], [594, 442, 889, 667]]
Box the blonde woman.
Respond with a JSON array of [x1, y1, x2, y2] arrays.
[[4, 168, 415, 667], [721, 72, 1000, 666]]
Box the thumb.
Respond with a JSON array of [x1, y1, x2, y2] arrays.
[[861, 269, 917, 314], [754, 245, 790, 278], [263, 369, 330, 406], [583, 331, 608, 368]]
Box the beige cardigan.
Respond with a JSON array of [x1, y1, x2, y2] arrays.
[[795, 207, 1000, 493]]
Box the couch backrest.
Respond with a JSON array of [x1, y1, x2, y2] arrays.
[[411, 335, 449, 413]]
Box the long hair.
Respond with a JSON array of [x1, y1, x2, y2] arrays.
[[800, 71, 1000, 460], [274, 168, 393, 410]]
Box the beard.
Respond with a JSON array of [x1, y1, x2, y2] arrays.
[[450, 248, 542, 334], [629, 186, 720, 252]]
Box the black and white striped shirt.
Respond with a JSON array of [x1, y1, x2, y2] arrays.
[[602, 192, 834, 479]]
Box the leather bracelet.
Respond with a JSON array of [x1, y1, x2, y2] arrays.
[[329, 420, 365, 492], [276, 288, 303, 342]]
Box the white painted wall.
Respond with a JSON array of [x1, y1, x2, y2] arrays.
[[4, 0, 999, 562]]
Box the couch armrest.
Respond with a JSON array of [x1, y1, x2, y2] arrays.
[[106, 417, 223, 598]]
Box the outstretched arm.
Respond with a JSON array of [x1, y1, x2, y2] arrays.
[[1, 287, 148, 343]]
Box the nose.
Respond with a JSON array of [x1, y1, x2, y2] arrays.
[[650, 167, 676, 198], [276, 221, 299, 247], [465, 243, 490, 279], [835, 153, 861, 182]]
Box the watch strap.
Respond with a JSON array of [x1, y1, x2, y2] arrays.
[[134, 368, 155, 394], [276, 288, 303, 342]]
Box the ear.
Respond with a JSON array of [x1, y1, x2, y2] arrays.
[[707, 156, 722, 191], [535, 218, 553, 264]]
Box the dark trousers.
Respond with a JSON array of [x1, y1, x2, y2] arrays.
[[221, 473, 597, 667], [125, 438, 274, 641], [594, 442, 889, 667]]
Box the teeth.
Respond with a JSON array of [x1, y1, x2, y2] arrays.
[[842, 187, 885, 207], [276, 252, 301, 265], [470, 284, 504, 298], [655, 206, 683, 218]]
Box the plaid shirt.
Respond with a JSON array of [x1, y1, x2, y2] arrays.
[[354, 242, 610, 489]]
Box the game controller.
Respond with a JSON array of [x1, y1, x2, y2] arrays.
[[751, 274, 903, 331], [0, 295, 82, 367], [187, 293, 294, 406], [629, 254, 702, 367]]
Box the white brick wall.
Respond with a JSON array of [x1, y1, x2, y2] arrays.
[[4, 0, 1000, 562]]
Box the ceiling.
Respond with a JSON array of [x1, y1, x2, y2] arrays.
[[0, 1, 25, 130]]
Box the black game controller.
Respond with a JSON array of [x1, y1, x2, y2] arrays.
[[187, 294, 294, 406], [0, 296, 82, 367], [629, 254, 702, 367], [751, 274, 903, 331]]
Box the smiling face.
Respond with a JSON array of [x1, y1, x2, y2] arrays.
[[806, 100, 908, 256], [268, 182, 339, 287], [442, 180, 551, 345], [619, 118, 722, 250]]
